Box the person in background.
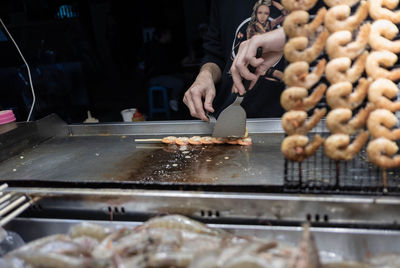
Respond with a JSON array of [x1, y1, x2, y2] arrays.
[[183, 0, 287, 121], [143, 26, 185, 112]]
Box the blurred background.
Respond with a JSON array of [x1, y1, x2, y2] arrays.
[[0, 0, 211, 122]]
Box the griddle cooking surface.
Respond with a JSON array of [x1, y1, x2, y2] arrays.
[[0, 134, 285, 186]]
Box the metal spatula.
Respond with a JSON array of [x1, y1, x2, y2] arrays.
[[212, 47, 263, 137]]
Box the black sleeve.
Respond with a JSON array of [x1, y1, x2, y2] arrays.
[[201, 0, 225, 72]]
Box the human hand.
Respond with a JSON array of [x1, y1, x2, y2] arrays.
[[183, 71, 216, 121], [230, 28, 285, 95]]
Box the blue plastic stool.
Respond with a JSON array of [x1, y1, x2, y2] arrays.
[[148, 86, 170, 120]]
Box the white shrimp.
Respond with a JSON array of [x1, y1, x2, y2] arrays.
[[283, 8, 327, 38], [369, 19, 400, 53], [368, 78, 400, 112], [325, 51, 368, 84], [281, 108, 327, 135], [324, 0, 360, 7], [367, 137, 400, 169], [369, 0, 400, 23], [283, 59, 326, 89], [367, 109, 400, 140], [326, 23, 370, 60], [282, 0, 319, 11], [326, 78, 371, 109], [281, 134, 324, 162], [366, 51, 400, 81], [326, 104, 374, 134], [325, 1, 369, 32], [324, 131, 369, 161], [280, 84, 327, 111]]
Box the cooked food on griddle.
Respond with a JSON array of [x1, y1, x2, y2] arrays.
[[326, 104, 373, 135], [281, 134, 324, 162], [368, 78, 400, 111], [367, 109, 400, 140], [325, 78, 370, 109], [324, 1, 368, 32], [283, 59, 326, 89], [325, 23, 370, 60], [280, 84, 327, 111], [283, 30, 329, 63], [283, 8, 327, 38], [325, 51, 368, 84], [281, 108, 326, 135], [324, 131, 369, 161], [367, 137, 400, 169], [161, 136, 252, 146]]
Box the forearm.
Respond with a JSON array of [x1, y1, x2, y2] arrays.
[[198, 62, 222, 84]]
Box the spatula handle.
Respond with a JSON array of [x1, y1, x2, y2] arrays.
[[242, 47, 263, 92]]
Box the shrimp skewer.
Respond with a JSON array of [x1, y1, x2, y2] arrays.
[[368, 0, 400, 23], [282, 0, 318, 11], [326, 23, 370, 60], [326, 104, 374, 134], [284, 30, 329, 63], [283, 8, 327, 38], [280, 84, 327, 111], [325, 1, 369, 33], [281, 108, 327, 135], [367, 137, 400, 169], [366, 50, 400, 81], [325, 51, 368, 84], [324, 131, 369, 161], [281, 134, 324, 162], [369, 19, 400, 53], [324, 0, 360, 7], [368, 78, 400, 112], [326, 78, 371, 110], [284, 59, 326, 89], [367, 109, 400, 140]]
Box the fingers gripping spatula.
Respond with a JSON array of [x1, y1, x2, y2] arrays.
[[212, 47, 263, 137]]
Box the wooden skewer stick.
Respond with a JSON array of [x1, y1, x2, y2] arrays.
[[382, 169, 388, 193], [134, 138, 163, 144]]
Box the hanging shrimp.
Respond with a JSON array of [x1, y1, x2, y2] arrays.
[[366, 51, 400, 81], [283, 59, 326, 89], [325, 51, 368, 84], [280, 84, 327, 111], [369, 19, 400, 53], [367, 109, 400, 140], [367, 137, 400, 169], [324, 1, 369, 32], [324, 131, 369, 161], [368, 0, 400, 23], [326, 78, 371, 110], [326, 104, 374, 135], [368, 78, 400, 112], [281, 134, 324, 162], [325, 23, 370, 60], [281, 108, 327, 135], [284, 30, 329, 63], [283, 8, 327, 38], [282, 0, 319, 11], [324, 0, 360, 7]]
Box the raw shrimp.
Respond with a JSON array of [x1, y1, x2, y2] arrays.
[[326, 78, 370, 109], [369, 19, 400, 53], [325, 1, 369, 32], [281, 134, 324, 162], [135, 215, 226, 236], [69, 222, 111, 241], [323, 0, 360, 7], [367, 137, 400, 168], [284, 30, 329, 63], [281, 108, 327, 135], [324, 131, 369, 161], [325, 51, 368, 84], [280, 84, 327, 111], [288, 224, 321, 268], [366, 50, 400, 81], [326, 104, 374, 134], [369, 0, 400, 23], [283, 8, 327, 38], [368, 78, 400, 112], [282, 0, 318, 11], [326, 23, 370, 60], [367, 109, 400, 140], [283, 59, 326, 89]]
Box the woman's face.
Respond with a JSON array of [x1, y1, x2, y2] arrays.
[[256, 5, 270, 24]]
